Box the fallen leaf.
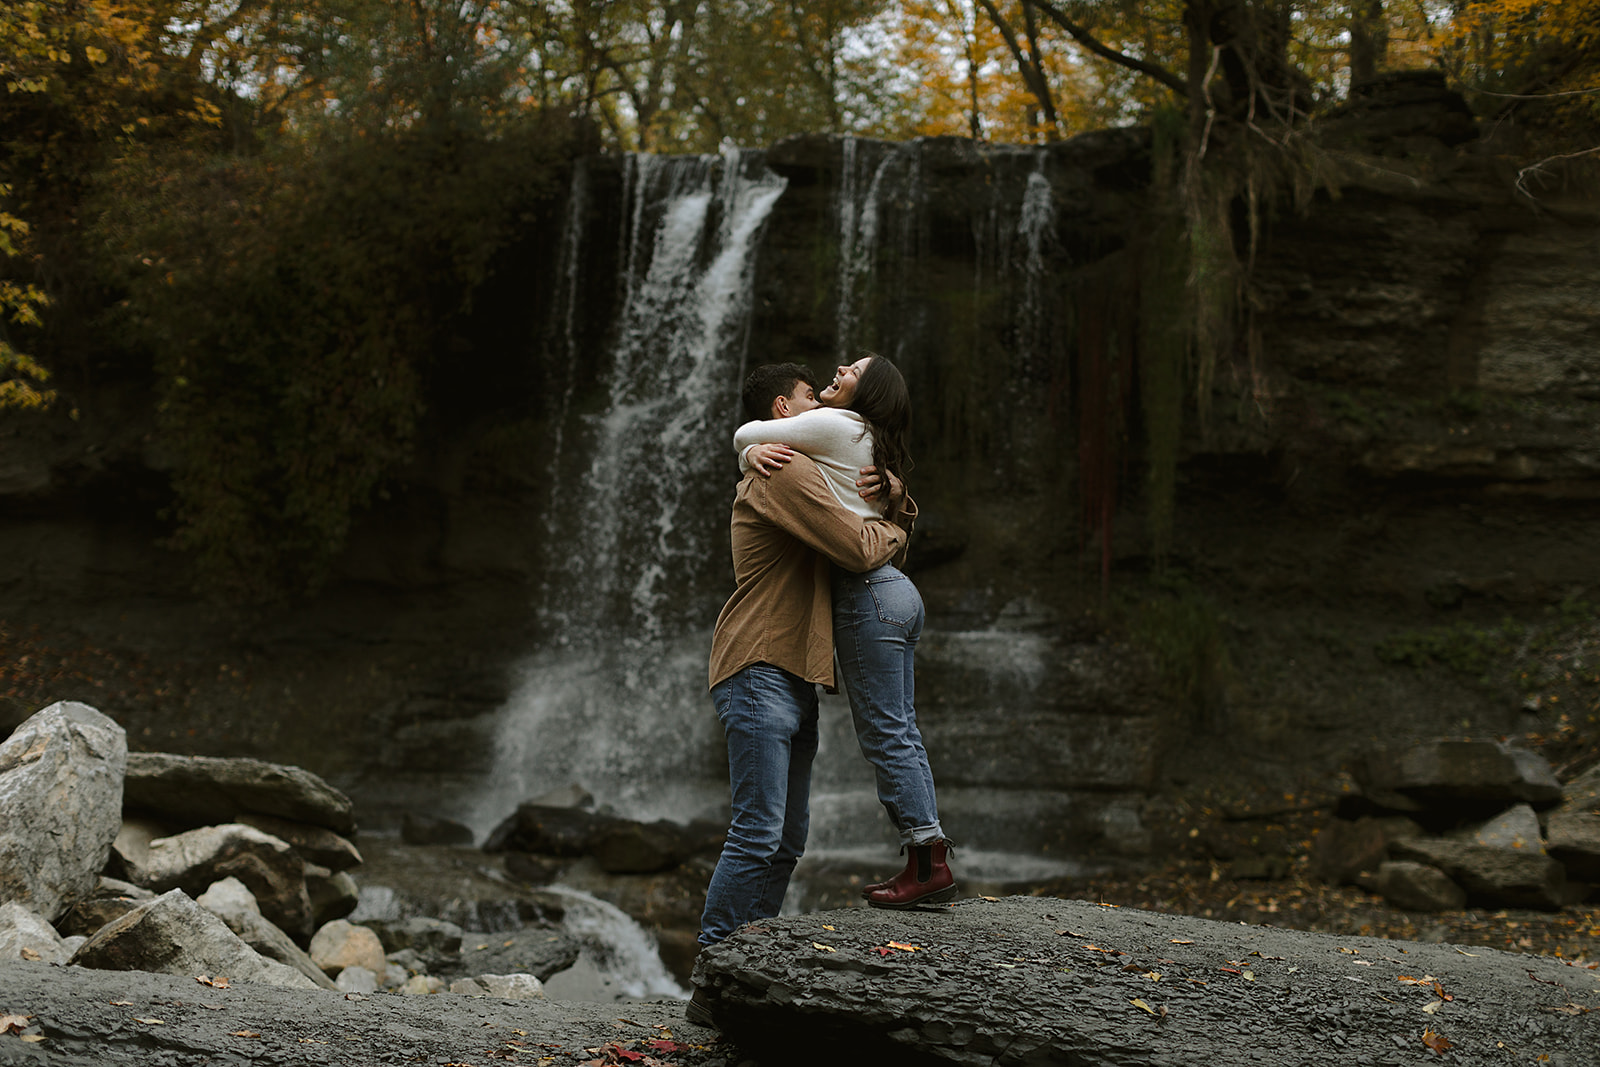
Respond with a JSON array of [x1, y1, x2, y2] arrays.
[[1421, 1029, 1452, 1054], [108, 1001, 133, 1007], [229, 1030, 261, 1038], [1542, 1004, 1592, 1016], [1431, 981, 1452, 1001], [887, 941, 919, 951], [1218, 967, 1241, 975], [18, 1035, 44, 1044], [811, 942, 835, 952], [194, 974, 231, 988], [1453, 948, 1478, 957], [646, 1038, 691, 1052], [133, 1018, 164, 1025], [873, 947, 894, 957], [1242, 970, 1255, 982], [1168, 939, 1194, 945], [0, 1015, 29, 1035], [982, 896, 999, 902], [1422, 1001, 1442, 1015], [1143, 972, 1162, 981], [19, 948, 40, 961], [1129, 998, 1157, 1015], [1352, 960, 1375, 967], [822, 924, 835, 931], [1338, 947, 1360, 955]]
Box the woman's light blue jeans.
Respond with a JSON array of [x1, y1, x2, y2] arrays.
[[698, 662, 819, 946], [833, 563, 943, 847]]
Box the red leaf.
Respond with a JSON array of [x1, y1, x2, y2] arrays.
[[646, 1039, 690, 1052]]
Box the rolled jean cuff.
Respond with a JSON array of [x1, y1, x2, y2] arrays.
[[902, 822, 944, 847]]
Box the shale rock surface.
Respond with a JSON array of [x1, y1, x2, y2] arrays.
[[691, 895, 1600, 1066]]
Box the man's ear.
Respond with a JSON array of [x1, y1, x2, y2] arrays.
[[770, 396, 788, 419]]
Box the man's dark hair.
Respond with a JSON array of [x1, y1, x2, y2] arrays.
[[741, 362, 817, 422]]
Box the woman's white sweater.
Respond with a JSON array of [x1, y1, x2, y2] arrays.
[[733, 407, 883, 520]]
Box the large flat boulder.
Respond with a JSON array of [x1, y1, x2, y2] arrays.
[[70, 888, 317, 989], [692, 896, 1600, 1065], [123, 752, 355, 835], [1392, 836, 1569, 909], [0, 701, 127, 921], [116, 822, 313, 938], [1358, 740, 1564, 817]]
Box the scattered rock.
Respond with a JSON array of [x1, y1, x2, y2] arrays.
[[70, 888, 317, 989], [118, 822, 313, 939], [483, 804, 608, 856], [401, 812, 475, 846], [196, 877, 337, 990], [399, 973, 446, 995], [123, 752, 356, 835], [306, 863, 360, 926], [459, 973, 546, 999], [1545, 810, 1600, 883], [1370, 860, 1467, 912], [1391, 836, 1568, 909], [1452, 802, 1545, 851], [504, 852, 568, 885], [1359, 740, 1563, 817], [335, 964, 380, 993], [1310, 815, 1423, 884], [0, 900, 69, 963], [55, 877, 157, 939], [0, 701, 128, 921], [444, 927, 582, 983], [236, 812, 363, 871], [365, 916, 463, 970], [309, 918, 387, 977]]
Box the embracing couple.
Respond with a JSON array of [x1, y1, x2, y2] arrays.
[[694, 355, 953, 972]]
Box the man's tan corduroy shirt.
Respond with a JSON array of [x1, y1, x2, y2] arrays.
[[708, 454, 913, 690]]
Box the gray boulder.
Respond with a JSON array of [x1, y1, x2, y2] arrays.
[[444, 927, 582, 983], [1452, 803, 1544, 851], [308, 919, 386, 977], [401, 813, 475, 846], [0, 701, 127, 921], [1358, 740, 1564, 818], [116, 822, 312, 939], [1545, 810, 1600, 883], [123, 752, 355, 835], [450, 973, 546, 999], [305, 863, 360, 926], [236, 812, 363, 871], [195, 877, 337, 990], [56, 876, 156, 939], [1309, 815, 1423, 885], [70, 888, 317, 989], [1391, 836, 1568, 909], [1370, 860, 1467, 912], [366, 916, 463, 970], [0, 901, 70, 963]]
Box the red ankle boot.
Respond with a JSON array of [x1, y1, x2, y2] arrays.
[[861, 847, 912, 898], [865, 840, 956, 909]]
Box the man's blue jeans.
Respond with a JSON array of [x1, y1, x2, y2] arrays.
[[698, 662, 819, 946], [833, 563, 943, 846]]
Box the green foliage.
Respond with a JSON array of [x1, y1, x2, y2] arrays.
[[91, 119, 572, 598], [1374, 620, 1515, 675]]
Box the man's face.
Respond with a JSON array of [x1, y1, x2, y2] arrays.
[[772, 380, 819, 419]]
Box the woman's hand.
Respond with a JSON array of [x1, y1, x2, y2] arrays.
[[747, 442, 796, 477], [857, 465, 904, 506]]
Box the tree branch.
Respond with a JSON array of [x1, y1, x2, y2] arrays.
[[1025, 0, 1189, 99]]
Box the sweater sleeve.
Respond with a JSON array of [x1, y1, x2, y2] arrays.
[[751, 456, 904, 572], [733, 408, 859, 459]]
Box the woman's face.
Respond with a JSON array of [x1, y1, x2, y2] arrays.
[[819, 357, 871, 407]]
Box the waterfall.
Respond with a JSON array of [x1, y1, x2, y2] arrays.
[[833, 137, 922, 364], [466, 150, 788, 836], [540, 885, 688, 1001]]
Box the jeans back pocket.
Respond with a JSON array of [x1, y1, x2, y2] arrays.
[[866, 572, 922, 628]]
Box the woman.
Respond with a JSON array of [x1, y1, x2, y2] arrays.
[[733, 355, 954, 908]]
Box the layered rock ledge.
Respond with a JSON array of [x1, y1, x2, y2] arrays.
[[692, 896, 1600, 1065]]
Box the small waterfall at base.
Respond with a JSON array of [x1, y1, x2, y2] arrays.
[[540, 886, 688, 1001], [465, 151, 788, 838]]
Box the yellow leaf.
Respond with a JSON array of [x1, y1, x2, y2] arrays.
[[133, 1018, 164, 1025], [822, 925, 835, 931], [19, 1035, 44, 1044], [812, 942, 835, 952], [1130, 998, 1157, 1015], [85, 45, 107, 64], [1242, 970, 1255, 981], [887, 941, 919, 951], [1422, 1001, 1442, 1014]]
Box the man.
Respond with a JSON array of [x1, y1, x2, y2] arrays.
[[694, 363, 912, 970]]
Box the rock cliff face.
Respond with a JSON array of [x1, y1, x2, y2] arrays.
[[1, 83, 1597, 867]]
